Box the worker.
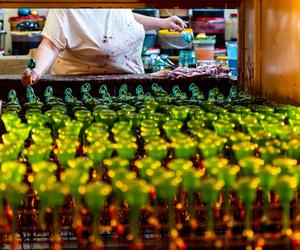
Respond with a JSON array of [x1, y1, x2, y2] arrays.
[[22, 9, 186, 87]]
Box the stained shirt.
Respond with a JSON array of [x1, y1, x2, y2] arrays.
[[41, 9, 145, 75]]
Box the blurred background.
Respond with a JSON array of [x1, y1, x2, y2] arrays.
[[0, 8, 238, 75]]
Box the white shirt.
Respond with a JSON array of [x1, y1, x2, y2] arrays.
[[41, 9, 145, 75]]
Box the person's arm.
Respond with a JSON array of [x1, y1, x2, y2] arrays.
[[22, 37, 60, 87], [133, 13, 186, 31]]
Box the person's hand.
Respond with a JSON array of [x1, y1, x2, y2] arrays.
[[22, 68, 40, 87], [161, 16, 187, 32]]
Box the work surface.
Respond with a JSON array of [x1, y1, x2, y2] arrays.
[[0, 74, 237, 102]]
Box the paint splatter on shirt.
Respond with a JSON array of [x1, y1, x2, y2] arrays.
[[42, 9, 145, 75]]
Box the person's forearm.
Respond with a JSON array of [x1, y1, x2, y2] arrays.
[[33, 37, 60, 77], [133, 13, 164, 31]]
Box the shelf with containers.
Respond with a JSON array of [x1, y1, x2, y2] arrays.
[[8, 14, 46, 55], [136, 8, 237, 76]]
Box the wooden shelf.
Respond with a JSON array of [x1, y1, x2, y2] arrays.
[[0, 0, 239, 8]]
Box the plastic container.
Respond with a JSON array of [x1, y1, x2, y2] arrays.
[[0, 30, 6, 52], [226, 41, 238, 60], [191, 17, 225, 34], [216, 55, 228, 67], [158, 28, 193, 51], [142, 48, 160, 73], [178, 50, 197, 68], [229, 59, 238, 76], [226, 41, 238, 76], [143, 30, 157, 49], [192, 36, 216, 61], [11, 31, 42, 55], [214, 48, 227, 57], [191, 9, 225, 48], [9, 16, 45, 31], [225, 17, 232, 41], [230, 13, 238, 40]]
